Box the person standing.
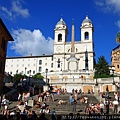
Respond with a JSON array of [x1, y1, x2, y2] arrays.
[[113, 99, 119, 113], [100, 101, 104, 115], [69, 94, 73, 105], [18, 92, 22, 102], [51, 108, 56, 120], [72, 97, 77, 112], [104, 98, 110, 114]]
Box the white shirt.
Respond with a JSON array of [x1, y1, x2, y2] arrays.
[[2, 98, 7, 105], [113, 100, 119, 105], [100, 103, 104, 108]]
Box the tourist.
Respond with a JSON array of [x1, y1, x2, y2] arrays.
[[79, 89, 82, 96], [22, 92, 26, 102], [25, 91, 30, 104], [69, 94, 73, 105], [40, 101, 46, 113], [100, 101, 104, 115], [35, 100, 41, 108], [104, 98, 110, 114], [51, 108, 56, 120], [45, 105, 50, 113], [18, 92, 22, 102], [74, 92, 78, 101], [106, 85, 109, 93], [114, 91, 118, 101], [72, 97, 77, 112], [72, 89, 74, 94], [56, 99, 67, 106], [84, 96, 88, 103], [38, 93, 42, 102], [46, 91, 50, 101], [50, 92, 54, 102], [1, 95, 7, 115], [31, 110, 37, 120], [65, 88, 67, 94], [113, 98, 119, 113]]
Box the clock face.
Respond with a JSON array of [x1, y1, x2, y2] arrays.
[[56, 46, 62, 52]]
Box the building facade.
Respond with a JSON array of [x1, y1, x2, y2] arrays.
[[111, 45, 120, 74], [0, 18, 14, 93], [111, 31, 120, 75], [5, 16, 96, 92], [5, 16, 95, 75]]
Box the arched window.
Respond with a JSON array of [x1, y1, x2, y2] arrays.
[[57, 58, 61, 68], [85, 32, 89, 40], [39, 66, 42, 72], [51, 63, 53, 68], [58, 34, 62, 42]]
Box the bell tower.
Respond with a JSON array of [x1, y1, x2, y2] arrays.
[[81, 15, 94, 42], [54, 18, 68, 54]]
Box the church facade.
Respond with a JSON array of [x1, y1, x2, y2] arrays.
[[5, 16, 95, 92]]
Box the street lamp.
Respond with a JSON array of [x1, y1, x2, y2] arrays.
[[16, 69, 18, 74], [24, 67, 27, 79], [61, 63, 62, 71], [25, 67, 27, 75], [45, 68, 48, 84], [28, 70, 31, 85], [112, 69, 115, 85], [95, 70, 98, 86]]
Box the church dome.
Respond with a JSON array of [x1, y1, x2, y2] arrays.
[[57, 18, 66, 25], [82, 15, 92, 24]]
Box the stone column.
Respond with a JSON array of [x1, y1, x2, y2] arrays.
[[43, 85, 49, 91]]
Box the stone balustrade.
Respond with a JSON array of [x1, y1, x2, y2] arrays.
[[49, 77, 120, 85]]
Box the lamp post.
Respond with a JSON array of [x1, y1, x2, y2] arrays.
[[95, 70, 98, 86], [112, 69, 115, 85], [24, 67, 27, 79], [28, 70, 31, 85], [61, 63, 62, 71], [16, 69, 18, 74], [45, 68, 48, 85]]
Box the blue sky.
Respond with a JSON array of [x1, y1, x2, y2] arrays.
[[0, 0, 120, 65]]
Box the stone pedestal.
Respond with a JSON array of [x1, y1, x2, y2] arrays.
[[43, 85, 49, 91], [94, 85, 99, 95], [112, 84, 117, 91]]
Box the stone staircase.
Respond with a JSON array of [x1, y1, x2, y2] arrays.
[[37, 93, 99, 114], [7, 92, 115, 115]]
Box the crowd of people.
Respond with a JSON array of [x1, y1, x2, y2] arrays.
[[0, 84, 120, 120]]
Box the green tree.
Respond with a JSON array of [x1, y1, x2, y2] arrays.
[[32, 73, 44, 79], [13, 73, 25, 83], [94, 56, 110, 78]]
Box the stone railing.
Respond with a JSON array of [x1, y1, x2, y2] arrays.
[[49, 77, 120, 85]]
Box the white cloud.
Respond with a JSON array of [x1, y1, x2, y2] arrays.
[[0, 0, 29, 20], [1, 6, 12, 17], [95, 1, 105, 7], [11, 28, 54, 56], [95, 0, 120, 29], [95, 0, 120, 14], [106, 0, 120, 13], [115, 20, 120, 29], [11, 0, 29, 18]]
